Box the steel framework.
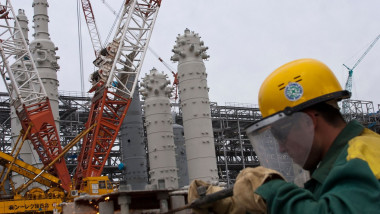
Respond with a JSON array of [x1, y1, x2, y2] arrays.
[[342, 99, 380, 133], [1, 93, 380, 184], [211, 103, 262, 185]]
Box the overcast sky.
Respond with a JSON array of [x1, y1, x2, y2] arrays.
[[9, 0, 380, 110]]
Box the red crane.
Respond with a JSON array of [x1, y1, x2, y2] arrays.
[[74, 0, 162, 189]]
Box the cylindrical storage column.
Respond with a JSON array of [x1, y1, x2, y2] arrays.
[[172, 117, 189, 187], [120, 85, 148, 190], [140, 68, 178, 189], [171, 28, 218, 183], [30, 0, 60, 128]]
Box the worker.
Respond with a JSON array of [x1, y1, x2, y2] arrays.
[[188, 58, 380, 214]]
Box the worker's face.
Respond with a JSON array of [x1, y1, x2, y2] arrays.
[[271, 112, 315, 168]]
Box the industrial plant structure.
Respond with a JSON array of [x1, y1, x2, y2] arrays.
[[1, 93, 379, 182], [0, 0, 379, 213], [0, 84, 380, 213]]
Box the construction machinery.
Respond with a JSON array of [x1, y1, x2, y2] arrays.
[[75, 0, 161, 190], [342, 34, 380, 115], [0, 0, 161, 212]]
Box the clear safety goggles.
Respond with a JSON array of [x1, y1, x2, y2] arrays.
[[246, 112, 314, 182]]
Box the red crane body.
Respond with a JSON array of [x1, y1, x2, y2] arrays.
[[75, 0, 162, 189]]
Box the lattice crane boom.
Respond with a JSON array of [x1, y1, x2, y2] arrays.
[[342, 34, 380, 115], [74, 0, 162, 189], [0, 1, 71, 191], [81, 0, 103, 56], [343, 34, 380, 93]]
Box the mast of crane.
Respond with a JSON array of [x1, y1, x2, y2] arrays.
[[74, 0, 162, 189], [342, 34, 380, 115]]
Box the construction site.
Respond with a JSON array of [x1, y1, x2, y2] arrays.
[[0, 0, 379, 213]]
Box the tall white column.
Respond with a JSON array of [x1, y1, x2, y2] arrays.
[[26, 0, 60, 188], [140, 68, 178, 189], [30, 0, 60, 128], [171, 29, 218, 183]]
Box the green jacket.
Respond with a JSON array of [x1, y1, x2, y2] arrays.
[[256, 120, 380, 214]]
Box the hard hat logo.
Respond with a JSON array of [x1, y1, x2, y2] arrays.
[[284, 82, 303, 101]]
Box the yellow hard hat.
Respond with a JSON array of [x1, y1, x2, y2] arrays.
[[259, 58, 350, 118]]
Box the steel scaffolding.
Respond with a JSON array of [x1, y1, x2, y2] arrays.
[[211, 102, 262, 185], [342, 99, 380, 133]]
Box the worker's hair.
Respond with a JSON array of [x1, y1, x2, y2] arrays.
[[305, 101, 346, 126]]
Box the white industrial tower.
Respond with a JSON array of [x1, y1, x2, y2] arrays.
[[171, 29, 219, 183], [29, 0, 60, 125], [140, 68, 179, 189]]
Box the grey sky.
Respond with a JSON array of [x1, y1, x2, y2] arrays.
[[9, 0, 380, 109]]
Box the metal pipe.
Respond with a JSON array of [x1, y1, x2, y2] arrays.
[[237, 113, 246, 168]]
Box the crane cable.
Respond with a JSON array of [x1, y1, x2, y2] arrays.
[[77, 0, 85, 95], [101, 0, 124, 46], [148, 46, 179, 102], [148, 46, 177, 74]]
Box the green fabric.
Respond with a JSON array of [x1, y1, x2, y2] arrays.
[[304, 120, 364, 198], [256, 120, 380, 214]]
